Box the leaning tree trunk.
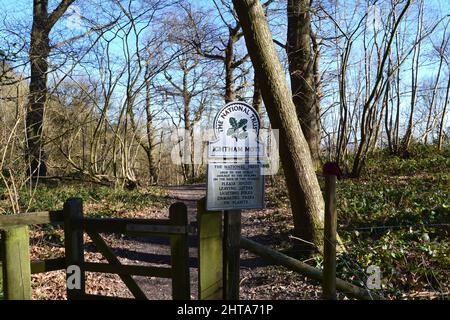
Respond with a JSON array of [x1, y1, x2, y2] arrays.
[[287, 0, 321, 170], [233, 0, 325, 252]]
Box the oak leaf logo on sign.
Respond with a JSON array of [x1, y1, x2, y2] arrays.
[[227, 117, 248, 141]]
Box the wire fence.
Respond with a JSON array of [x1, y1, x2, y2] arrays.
[[337, 223, 450, 232]]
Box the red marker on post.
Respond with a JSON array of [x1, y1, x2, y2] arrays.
[[322, 162, 342, 179]]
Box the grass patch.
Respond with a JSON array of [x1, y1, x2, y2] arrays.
[[9, 182, 171, 216]]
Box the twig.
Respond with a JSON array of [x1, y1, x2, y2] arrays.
[[289, 235, 318, 248]]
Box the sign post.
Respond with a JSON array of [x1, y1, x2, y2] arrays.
[[205, 101, 266, 300], [207, 101, 266, 211]]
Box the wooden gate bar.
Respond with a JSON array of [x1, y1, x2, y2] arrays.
[[83, 262, 172, 278], [31, 257, 66, 274], [83, 217, 177, 236], [0, 211, 63, 228], [126, 224, 186, 235], [86, 230, 147, 300]]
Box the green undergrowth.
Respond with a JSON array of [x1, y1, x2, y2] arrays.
[[267, 144, 449, 299], [0, 182, 170, 216], [334, 145, 449, 299]]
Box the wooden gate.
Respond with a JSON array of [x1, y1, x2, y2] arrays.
[[64, 198, 190, 300], [0, 198, 190, 300]]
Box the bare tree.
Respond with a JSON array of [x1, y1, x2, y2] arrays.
[[175, 1, 252, 103], [162, 52, 216, 181], [438, 75, 449, 151], [351, 0, 411, 176], [423, 20, 449, 144], [401, 0, 424, 152]]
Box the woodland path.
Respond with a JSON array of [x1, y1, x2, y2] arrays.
[[94, 184, 320, 300], [100, 184, 207, 299]]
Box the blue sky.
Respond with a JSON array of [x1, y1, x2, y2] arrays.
[[1, 0, 448, 108]]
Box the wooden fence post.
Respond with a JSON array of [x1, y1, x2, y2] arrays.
[[169, 202, 190, 300], [0, 226, 31, 299], [197, 197, 223, 299], [63, 198, 85, 300], [323, 174, 337, 300], [223, 210, 241, 300]]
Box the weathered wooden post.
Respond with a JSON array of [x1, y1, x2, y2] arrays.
[[197, 197, 223, 300], [169, 202, 190, 300], [223, 209, 241, 300], [63, 198, 85, 300], [322, 162, 339, 300], [0, 226, 31, 299]]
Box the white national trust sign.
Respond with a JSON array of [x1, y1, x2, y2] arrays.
[[208, 101, 265, 159], [206, 101, 265, 211]]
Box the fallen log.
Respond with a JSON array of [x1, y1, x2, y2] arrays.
[[240, 237, 384, 300]]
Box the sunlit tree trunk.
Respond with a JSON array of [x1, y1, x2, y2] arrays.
[[27, 0, 75, 177], [287, 0, 321, 169], [438, 76, 449, 151], [233, 0, 325, 252]]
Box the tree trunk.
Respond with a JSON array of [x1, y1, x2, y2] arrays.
[[287, 0, 321, 170], [27, 0, 75, 177], [224, 36, 236, 103], [401, 0, 423, 152], [182, 70, 192, 181], [252, 69, 262, 115], [233, 0, 325, 252], [423, 38, 445, 144], [144, 77, 157, 184], [438, 75, 449, 151], [27, 0, 51, 177]]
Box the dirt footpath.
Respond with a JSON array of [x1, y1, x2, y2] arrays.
[[116, 184, 320, 300], [32, 184, 320, 300]]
